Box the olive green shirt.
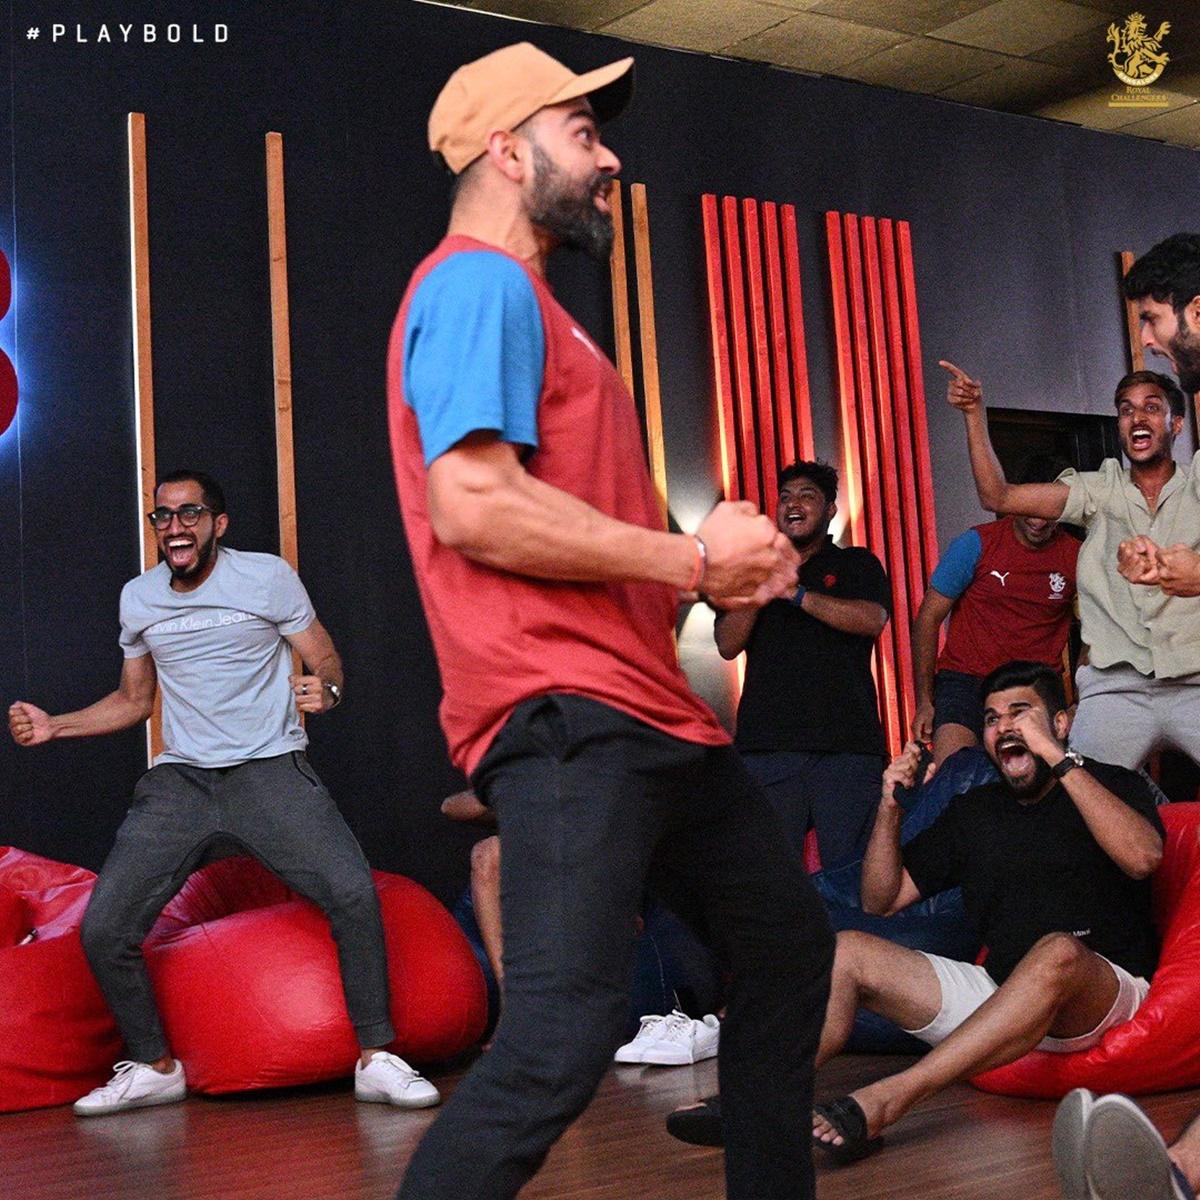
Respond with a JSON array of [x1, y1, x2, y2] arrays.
[[1058, 451, 1200, 679]]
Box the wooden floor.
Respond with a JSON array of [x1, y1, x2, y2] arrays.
[[11, 1053, 1200, 1199]]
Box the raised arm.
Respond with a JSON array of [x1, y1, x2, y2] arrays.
[[911, 588, 954, 742], [861, 742, 927, 916], [941, 361, 1068, 520], [1009, 706, 1162, 879], [428, 434, 799, 610], [9, 653, 157, 745]]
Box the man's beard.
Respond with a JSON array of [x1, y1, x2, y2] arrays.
[[528, 144, 614, 262], [992, 736, 1054, 799], [1168, 319, 1200, 393], [167, 527, 218, 580]]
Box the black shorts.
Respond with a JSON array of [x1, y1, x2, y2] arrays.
[[933, 669, 984, 737]]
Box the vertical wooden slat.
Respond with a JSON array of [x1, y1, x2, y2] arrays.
[[761, 202, 795, 471], [825, 212, 867, 548], [127, 112, 162, 762], [780, 205, 815, 463], [608, 182, 635, 397], [266, 133, 299, 573], [878, 219, 928, 610], [702, 195, 740, 501], [862, 217, 917, 735], [896, 221, 940, 583], [265, 133, 305, 706], [722, 196, 760, 509], [843, 214, 903, 755], [630, 184, 668, 525], [1119, 251, 1145, 373], [742, 199, 779, 515]]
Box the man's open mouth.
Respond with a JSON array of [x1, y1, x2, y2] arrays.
[[166, 537, 195, 566], [996, 736, 1033, 771], [1129, 428, 1153, 451]]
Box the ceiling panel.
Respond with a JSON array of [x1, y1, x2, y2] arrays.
[[728, 11, 908, 71], [601, 0, 789, 53], [1119, 101, 1200, 147], [438, 0, 1200, 148], [927, 0, 1110, 57], [455, 0, 649, 30], [934, 55, 1074, 108], [836, 37, 1009, 91], [807, 0, 996, 37]]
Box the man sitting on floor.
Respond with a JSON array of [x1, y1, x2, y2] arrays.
[[670, 660, 1164, 1159], [809, 659, 1162, 1162]]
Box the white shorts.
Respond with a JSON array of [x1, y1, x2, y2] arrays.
[[903, 951, 1150, 1053]]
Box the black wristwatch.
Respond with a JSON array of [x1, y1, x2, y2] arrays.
[[1051, 749, 1085, 779]]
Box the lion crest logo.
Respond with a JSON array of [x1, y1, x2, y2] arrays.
[[1107, 12, 1171, 87], [1049, 572, 1067, 596]]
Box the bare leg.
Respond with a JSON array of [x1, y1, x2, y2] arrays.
[[815, 931, 943, 1067], [815, 934, 1120, 1147], [471, 836, 504, 989], [1169, 1110, 1200, 1190], [932, 722, 977, 768]]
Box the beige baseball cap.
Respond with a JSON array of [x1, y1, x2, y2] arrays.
[[429, 42, 634, 175]]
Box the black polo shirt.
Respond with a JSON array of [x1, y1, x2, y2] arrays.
[[902, 758, 1163, 984], [733, 537, 890, 757]]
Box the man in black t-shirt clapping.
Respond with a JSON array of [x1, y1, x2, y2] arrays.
[[808, 660, 1163, 1164], [716, 460, 891, 869]]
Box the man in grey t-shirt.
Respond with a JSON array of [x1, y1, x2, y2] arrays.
[[9, 470, 439, 1117]]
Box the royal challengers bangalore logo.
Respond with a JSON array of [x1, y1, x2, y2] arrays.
[[1049, 572, 1067, 599], [1107, 12, 1171, 87]]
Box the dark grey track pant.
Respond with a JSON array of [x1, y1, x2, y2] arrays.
[[80, 752, 395, 1062]]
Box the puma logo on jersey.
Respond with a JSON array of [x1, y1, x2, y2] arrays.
[[989, 570, 1010, 586]]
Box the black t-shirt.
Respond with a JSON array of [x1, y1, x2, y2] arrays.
[[902, 758, 1163, 984], [733, 538, 891, 757]]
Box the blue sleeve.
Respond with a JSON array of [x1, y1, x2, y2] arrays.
[[403, 252, 543, 466], [928, 529, 983, 600]]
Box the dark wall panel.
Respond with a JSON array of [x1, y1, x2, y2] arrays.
[[1, 1, 1197, 903]]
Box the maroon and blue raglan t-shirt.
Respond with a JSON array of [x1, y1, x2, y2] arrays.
[[388, 236, 727, 776]]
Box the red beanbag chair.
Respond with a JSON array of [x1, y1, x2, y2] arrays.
[[145, 857, 487, 1094], [0, 848, 122, 1112], [974, 802, 1200, 1099]]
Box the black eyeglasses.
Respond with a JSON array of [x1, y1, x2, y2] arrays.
[[147, 504, 215, 530]]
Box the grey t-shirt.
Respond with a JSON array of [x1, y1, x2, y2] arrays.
[[119, 546, 316, 766]]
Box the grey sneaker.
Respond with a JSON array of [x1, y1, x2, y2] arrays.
[[73, 1060, 187, 1117], [1052, 1088, 1097, 1200], [354, 1052, 440, 1109]]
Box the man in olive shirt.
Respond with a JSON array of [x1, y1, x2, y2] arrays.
[[944, 361, 1200, 769]]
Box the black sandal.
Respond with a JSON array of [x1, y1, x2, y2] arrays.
[[665, 1095, 723, 1147], [812, 1095, 883, 1164]]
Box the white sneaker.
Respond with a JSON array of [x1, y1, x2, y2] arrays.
[[354, 1052, 441, 1109], [615, 1010, 720, 1066], [73, 1060, 187, 1117], [614, 1013, 671, 1063]]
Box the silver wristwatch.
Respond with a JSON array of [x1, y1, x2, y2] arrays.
[[1051, 749, 1084, 779], [322, 681, 343, 708]]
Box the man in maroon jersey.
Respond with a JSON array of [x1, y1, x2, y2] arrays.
[[386, 42, 833, 1200]]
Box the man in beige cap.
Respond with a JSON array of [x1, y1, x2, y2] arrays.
[[387, 41, 833, 1200]]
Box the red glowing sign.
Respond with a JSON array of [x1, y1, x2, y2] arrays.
[[0, 250, 15, 437]]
